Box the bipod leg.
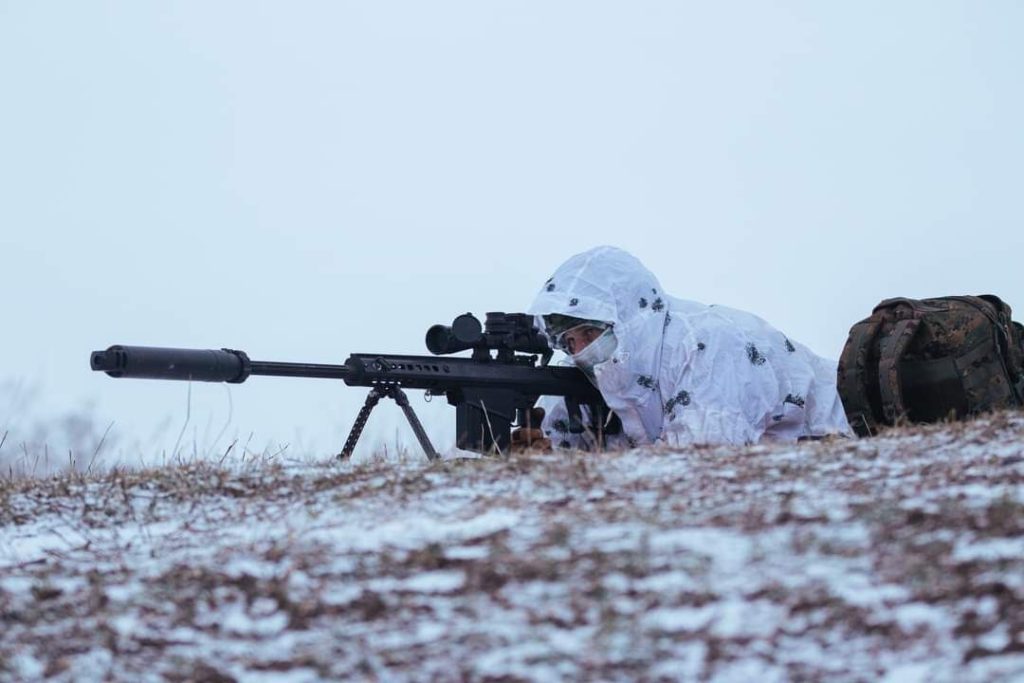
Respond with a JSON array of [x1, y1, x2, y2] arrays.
[[338, 387, 384, 460], [389, 386, 440, 461]]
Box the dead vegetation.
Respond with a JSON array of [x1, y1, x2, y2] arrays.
[[2, 413, 1024, 681]]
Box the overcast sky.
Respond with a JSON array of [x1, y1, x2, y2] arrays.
[[1, 1, 1021, 464]]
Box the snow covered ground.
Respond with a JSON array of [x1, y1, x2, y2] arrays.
[[2, 413, 1023, 682]]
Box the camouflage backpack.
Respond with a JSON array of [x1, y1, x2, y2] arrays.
[[837, 295, 1024, 436]]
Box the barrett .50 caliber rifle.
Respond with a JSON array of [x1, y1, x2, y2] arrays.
[[90, 312, 619, 460]]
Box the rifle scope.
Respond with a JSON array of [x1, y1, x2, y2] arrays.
[[426, 312, 550, 357], [425, 313, 484, 355]]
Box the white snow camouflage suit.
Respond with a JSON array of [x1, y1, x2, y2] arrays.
[[528, 246, 852, 448]]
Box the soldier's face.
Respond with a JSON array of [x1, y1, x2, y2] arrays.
[[558, 324, 605, 355]]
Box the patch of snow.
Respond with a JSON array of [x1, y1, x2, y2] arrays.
[[0, 575, 34, 594], [880, 661, 935, 683], [440, 446, 483, 460], [709, 657, 787, 683], [890, 602, 952, 632], [9, 652, 45, 678], [973, 595, 1000, 618], [643, 605, 716, 633], [952, 537, 1024, 562], [234, 669, 321, 683], [647, 528, 752, 574], [0, 529, 77, 567], [400, 569, 465, 593], [221, 556, 289, 580], [443, 544, 490, 560], [978, 624, 1011, 651], [634, 569, 699, 593], [712, 599, 785, 638], [578, 524, 643, 553], [964, 654, 1024, 683]]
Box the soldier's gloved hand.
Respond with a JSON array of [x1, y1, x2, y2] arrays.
[[510, 407, 552, 453]]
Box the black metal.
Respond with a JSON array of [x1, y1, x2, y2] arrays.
[[91, 346, 252, 383], [454, 387, 518, 455], [248, 360, 351, 380], [391, 386, 439, 460], [90, 312, 617, 458], [337, 385, 440, 461], [341, 353, 598, 398], [425, 313, 484, 355], [426, 312, 552, 364], [339, 387, 384, 459]]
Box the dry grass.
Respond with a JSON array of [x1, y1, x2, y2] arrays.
[[2, 413, 1024, 681]]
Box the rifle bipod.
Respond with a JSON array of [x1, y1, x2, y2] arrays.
[[337, 384, 440, 461]]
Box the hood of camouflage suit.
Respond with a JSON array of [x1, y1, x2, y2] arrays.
[[527, 246, 670, 440]]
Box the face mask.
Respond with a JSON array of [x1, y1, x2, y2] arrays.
[[571, 327, 618, 369]]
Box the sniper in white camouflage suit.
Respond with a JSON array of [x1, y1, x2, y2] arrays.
[[529, 246, 852, 449]]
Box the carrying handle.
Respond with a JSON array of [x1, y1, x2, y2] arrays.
[[878, 318, 921, 424]]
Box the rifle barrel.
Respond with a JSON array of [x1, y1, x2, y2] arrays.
[[248, 360, 351, 380]]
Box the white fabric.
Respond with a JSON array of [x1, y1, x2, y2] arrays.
[[528, 246, 852, 449]]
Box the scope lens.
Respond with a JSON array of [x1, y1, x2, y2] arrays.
[[451, 314, 483, 343]]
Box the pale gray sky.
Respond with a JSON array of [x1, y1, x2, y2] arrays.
[[1, 2, 1021, 463]]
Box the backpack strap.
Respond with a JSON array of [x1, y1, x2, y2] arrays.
[[878, 318, 921, 424], [838, 318, 882, 435], [1013, 322, 1024, 404]]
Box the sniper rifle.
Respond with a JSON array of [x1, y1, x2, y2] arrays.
[[89, 312, 619, 460]]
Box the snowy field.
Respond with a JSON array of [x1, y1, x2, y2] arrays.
[[2, 413, 1024, 682]]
